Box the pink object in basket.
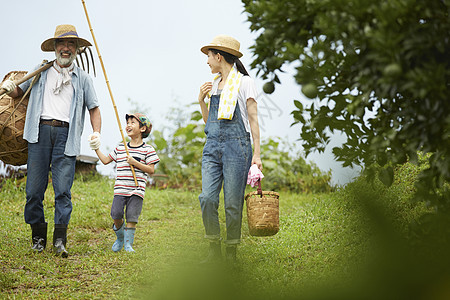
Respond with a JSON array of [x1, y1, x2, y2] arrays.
[[247, 164, 264, 187]]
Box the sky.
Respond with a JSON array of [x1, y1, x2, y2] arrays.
[[1, 0, 360, 185]]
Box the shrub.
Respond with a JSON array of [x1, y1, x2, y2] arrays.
[[260, 137, 333, 193]]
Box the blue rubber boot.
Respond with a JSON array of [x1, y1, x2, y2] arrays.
[[124, 227, 136, 252], [112, 223, 124, 252]]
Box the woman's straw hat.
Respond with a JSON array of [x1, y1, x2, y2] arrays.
[[201, 35, 243, 58], [41, 24, 92, 52]]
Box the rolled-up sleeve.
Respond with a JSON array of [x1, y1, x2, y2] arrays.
[[82, 74, 99, 110]]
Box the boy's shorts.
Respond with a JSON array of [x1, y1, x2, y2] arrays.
[[111, 195, 143, 223]]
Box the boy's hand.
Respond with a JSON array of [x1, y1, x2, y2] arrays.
[[127, 155, 136, 166], [88, 132, 101, 150]]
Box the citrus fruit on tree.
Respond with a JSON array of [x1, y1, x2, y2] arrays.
[[263, 82, 275, 94], [301, 83, 318, 99]]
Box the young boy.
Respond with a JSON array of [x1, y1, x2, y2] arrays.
[[89, 113, 159, 252]]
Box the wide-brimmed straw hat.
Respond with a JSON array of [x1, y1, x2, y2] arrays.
[[201, 35, 243, 58], [41, 24, 92, 52]]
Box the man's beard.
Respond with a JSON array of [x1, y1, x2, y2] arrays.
[[56, 51, 76, 67]]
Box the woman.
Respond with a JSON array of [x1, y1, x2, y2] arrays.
[[198, 35, 262, 262]]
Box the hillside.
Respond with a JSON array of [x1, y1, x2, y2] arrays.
[[0, 169, 446, 299]]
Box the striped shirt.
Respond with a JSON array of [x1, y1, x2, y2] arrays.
[[109, 142, 160, 199]]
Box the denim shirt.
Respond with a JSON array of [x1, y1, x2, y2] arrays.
[[20, 64, 99, 157]]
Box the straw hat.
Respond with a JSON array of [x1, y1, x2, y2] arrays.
[[41, 24, 92, 52], [201, 35, 243, 58]]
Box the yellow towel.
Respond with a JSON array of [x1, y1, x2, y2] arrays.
[[210, 65, 243, 120]]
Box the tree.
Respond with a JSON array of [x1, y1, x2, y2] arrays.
[[242, 0, 450, 205]]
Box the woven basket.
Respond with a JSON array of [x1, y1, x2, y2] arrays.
[[245, 180, 280, 237], [0, 71, 29, 166]]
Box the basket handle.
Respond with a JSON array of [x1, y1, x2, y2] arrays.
[[257, 179, 262, 197]]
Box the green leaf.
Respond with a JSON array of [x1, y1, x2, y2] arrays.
[[378, 167, 394, 187], [191, 111, 203, 122], [294, 100, 303, 110]]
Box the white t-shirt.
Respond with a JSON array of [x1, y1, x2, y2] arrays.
[[209, 75, 258, 133], [40, 67, 73, 122]]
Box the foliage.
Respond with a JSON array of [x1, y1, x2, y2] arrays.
[[333, 159, 450, 300], [242, 0, 450, 205], [341, 154, 432, 235], [148, 104, 205, 189], [367, 151, 450, 209], [260, 137, 333, 193]]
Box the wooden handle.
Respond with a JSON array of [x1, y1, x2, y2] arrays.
[[257, 179, 263, 197], [0, 60, 53, 97]]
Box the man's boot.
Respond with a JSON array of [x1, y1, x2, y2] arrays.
[[31, 223, 47, 252], [200, 241, 222, 264], [53, 224, 69, 258]]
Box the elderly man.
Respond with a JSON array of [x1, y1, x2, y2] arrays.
[[1, 24, 101, 257]]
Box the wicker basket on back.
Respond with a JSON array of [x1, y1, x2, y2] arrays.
[[0, 71, 29, 166], [245, 180, 280, 236]]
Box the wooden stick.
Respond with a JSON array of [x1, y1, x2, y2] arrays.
[[81, 0, 138, 187], [0, 61, 53, 97]]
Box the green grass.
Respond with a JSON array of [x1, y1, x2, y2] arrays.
[[0, 171, 439, 299]]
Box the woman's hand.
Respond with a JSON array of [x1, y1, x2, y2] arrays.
[[252, 155, 263, 171], [199, 82, 212, 102]]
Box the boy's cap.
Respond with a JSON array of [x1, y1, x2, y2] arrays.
[[125, 113, 152, 135]]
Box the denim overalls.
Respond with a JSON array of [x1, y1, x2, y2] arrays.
[[199, 93, 253, 245]]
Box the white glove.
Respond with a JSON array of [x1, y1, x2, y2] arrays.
[[1, 79, 16, 94], [88, 132, 101, 150]]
